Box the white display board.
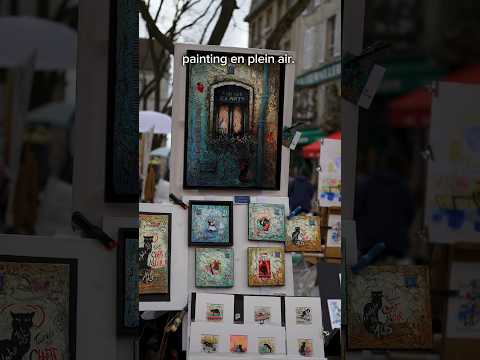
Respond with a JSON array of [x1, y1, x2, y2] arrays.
[[169, 43, 296, 198], [0, 235, 120, 359], [318, 139, 341, 207], [184, 195, 294, 297], [138, 203, 189, 311], [425, 82, 480, 243]]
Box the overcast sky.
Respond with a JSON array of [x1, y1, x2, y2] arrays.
[[139, 0, 251, 48]]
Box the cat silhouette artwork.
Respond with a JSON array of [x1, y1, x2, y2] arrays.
[[363, 291, 384, 336], [234, 344, 245, 353], [292, 227, 304, 246], [258, 255, 272, 279], [258, 217, 271, 232], [139, 236, 154, 284], [298, 341, 311, 356], [260, 342, 273, 353], [0, 312, 34, 360], [207, 219, 217, 233]]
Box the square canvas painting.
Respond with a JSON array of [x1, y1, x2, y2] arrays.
[[189, 201, 233, 246], [247, 247, 285, 287], [347, 266, 432, 349], [201, 334, 219, 353], [184, 50, 285, 189], [139, 213, 171, 301], [248, 203, 286, 242], [0, 256, 76, 360], [195, 248, 234, 288], [117, 228, 139, 335], [285, 215, 321, 252]]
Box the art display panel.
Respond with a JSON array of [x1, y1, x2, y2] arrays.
[[0, 255, 77, 360], [183, 50, 285, 190], [195, 248, 234, 288], [285, 215, 321, 252], [248, 203, 286, 242], [247, 247, 285, 287], [139, 212, 171, 301], [347, 265, 432, 349], [117, 228, 139, 335], [189, 201, 233, 246]]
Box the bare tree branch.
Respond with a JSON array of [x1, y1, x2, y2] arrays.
[[174, 1, 215, 36], [138, 0, 175, 53], [208, 0, 238, 45], [266, 0, 311, 49], [154, 0, 165, 21], [200, 1, 222, 43]]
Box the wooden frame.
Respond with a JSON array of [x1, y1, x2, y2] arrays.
[[188, 200, 234, 247], [183, 49, 285, 190], [117, 228, 139, 335], [0, 255, 77, 359], [139, 212, 172, 302], [105, 0, 138, 203]]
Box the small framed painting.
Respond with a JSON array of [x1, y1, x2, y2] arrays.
[[347, 265, 432, 350], [230, 335, 248, 353], [195, 248, 234, 288], [285, 215, 321, 252], [0, 255, 77, 359], [248, 203, 286, 242], [117, 228, 139, 335], [139, 212, 171, 301], [189, 200, 233, 246], [247, 247, 285, 287]]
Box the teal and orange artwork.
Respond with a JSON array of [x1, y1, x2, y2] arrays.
[[195, 248, 234, 288], [184, 50, 284, 189], [248, 203, 285, 242], [189, 201, 233, 246]]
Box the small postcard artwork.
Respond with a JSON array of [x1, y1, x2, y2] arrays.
[[230, 335, 248, 353], [248, 247, 285, 287], [139, 213, 171, 300], [318, 139, 341, 207], [206, 303, 224, 322], [201, 334, 219, 353], [254, 306, 272, 324], [195, 248, 234, 288], [183, 50, 285, 190], [248, 203, 286, 242], [285, 215, 321, 252], [0, 256, 77, 360], [298, 338, 313, 357], [347, 266, 433, 349], [296, 307, 313, 325], [326, 214, 341, 248], [258, 337, 276, 354], [189, 200, 233, 246], [327, 299, 341, 329]]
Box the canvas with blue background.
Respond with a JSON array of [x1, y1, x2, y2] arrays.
[[191, 203, 231, 244]]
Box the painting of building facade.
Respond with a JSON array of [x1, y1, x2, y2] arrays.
[[184, 50, 284, 189]]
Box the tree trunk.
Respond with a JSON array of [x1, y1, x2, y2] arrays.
[[207, 0, 238, 45]]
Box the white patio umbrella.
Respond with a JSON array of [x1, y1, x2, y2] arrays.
[[139, 111, 172, 134], [150, 147, 170, 158], [0, 16, 77, 70]]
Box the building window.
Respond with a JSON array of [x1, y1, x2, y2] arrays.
[[326, 15, 336, 60], [303, 26, 315, 70]]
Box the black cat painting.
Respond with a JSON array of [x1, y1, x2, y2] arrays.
[[139, 235, 154, 284], [0, 312, 34, 360]]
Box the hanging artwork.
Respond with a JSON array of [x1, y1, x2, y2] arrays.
[[446, 262, 480, 338], [326, 213, 341, 248], [188, 201, 233, 246], [425, 82, 480, 243], [257, 337, 276, 354], [327, 299, 341, 329], [318, 139, 341, 207], [183, 50, 285, 189], [248, 203, 286, 242], [139, 212, 171, 301], [285, 215, 321, 252], [0, 255, 77, 360], [117, 228, 139, 335], [195, 248, 234, 288], [229, 335, 248, 353], [347, 265, 432, 349], [247, 247, 285, 287], [200, 334, 219, 353]]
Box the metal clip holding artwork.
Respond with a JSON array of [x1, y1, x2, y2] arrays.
[[71, 211, 117, 249], [421, 144, 435, 161], [282, 122, 305, 149]]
